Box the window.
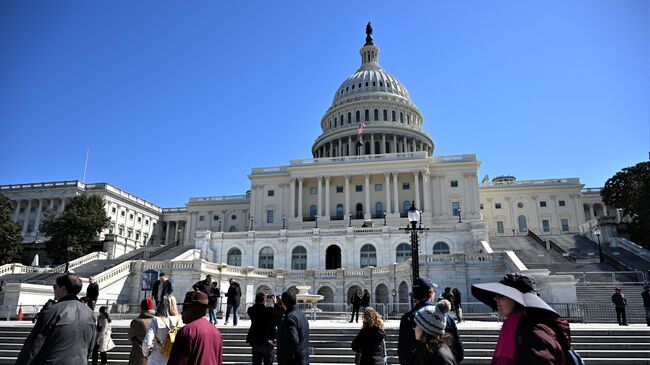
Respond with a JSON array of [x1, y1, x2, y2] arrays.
[[540, 201, 547, 207], [374, 184, 382, 191], [111, 207, 116, 213], [309, 187, 317, 195], [291, 246, 307, 270], [118, 226, 124, 236], [266, 210, 274, 224], [364, 109, 369, 121], [383, 109, 388, 121], [355, 185, 363, 192], [400, 112, 404, 123], [348, 112, 352, 123], [402, 182, 410, 190], [450, 180, 458, 187], [517, 202, 524, 208], [121, 211, 125, 217], [392, 110, 396, 121], [518, 215, 527, 232], [231, 214, 237, 220], [336, 186, 343, 193], [396, 243, 411, 263], [268, 190, 275, 197], [360, 244, 377, 268], [497, 221, 504, 234], [129, 213, 134, 220], [259, 247, 274, 269], [559, 200, 566, 207], [374, 109, 379, 121], [403, 200, 411, 214], [310, 205, 317, 219], [542, 219, 550, 232], [375, 202, 384, 216], [356, 111, 360, 122], [229, 226, 238, 232], [336, 204, 344, 218], [227, 248, 242, 266], [127, 229, 133, 238], [480, 203, 484, 210], [199, 215, 205, 222], [213, 215, 219, 221], [561, 219, 569, 232], [135, 232, 140, 241], [433, 242, 450, 255], [495, 203, 502, 209], [452, 202, 460, 216], [145, 219, 149, 225]]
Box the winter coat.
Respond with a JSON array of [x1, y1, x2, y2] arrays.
[[515, 311, 571, 365], [16, 295, 96, 365], [361, 292, 371, 307], [209, 286, 221, 308], [142, 315, 183, 365], [226, 282, 242, 306], [414, 341, 457, 365], [277, 306, 310, 365], [192, 279, 212, 295], [612, 293, 627, 308], [440, 290, 455, 309], [151, 279, 173, 302], [246, 303, 277, 346], [128, 311, 154, 365], [351, 293, 362, 308], [642, 290, 650, 307], [87, 283, 100, 301], [452, 290, 462, 309], [351, 326, 386, 365], [96, 315, 116, 352]]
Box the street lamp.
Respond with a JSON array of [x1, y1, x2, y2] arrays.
[[217, 220, 222, 232], [399, 201, 429, 286], [315, 214, 319, 228], [457, 207, 462, 223], [391, 288, 396, 314], [249, 216, 254, 231], [594, 227, 604, 263], [383, 211, 387, 226], [348, 213, 352, 227], [282, 215, 287, 230]]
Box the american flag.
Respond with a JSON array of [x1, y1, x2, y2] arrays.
[[358, 121, 365, 134]]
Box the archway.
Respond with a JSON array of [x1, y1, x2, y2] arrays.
[[347, 285, 362, 304], [256, 285, 272, 295], [518, 215, 527, 232], [326, 245, 341, 269], [287, 286, 298, 295], [398, 281, 409, 303], [432, 242, 450, 255], [375, 283, 389, 304], [317, 286, 335, 303]]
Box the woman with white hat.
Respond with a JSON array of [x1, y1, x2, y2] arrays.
[[412, 300, 457, 365], [471, 273, 574, 365]]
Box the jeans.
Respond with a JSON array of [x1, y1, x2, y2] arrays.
[[252, 344, 274, 365], [350, 306, 360, 322], [615, 307, 627, 325], [91, 344, 107, 365], [208, 306, 218, 323], [645, 307, 650, 326], [225, 304, 239, 325]]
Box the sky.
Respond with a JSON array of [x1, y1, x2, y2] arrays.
[[0, 1, 648, 208]]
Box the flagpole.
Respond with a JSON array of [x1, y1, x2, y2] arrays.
[[82, 148, 89, 183]]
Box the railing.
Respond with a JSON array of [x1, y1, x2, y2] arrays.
[[21, 251, 109, 283], [557, 271, 647, 284], [611, 237, 650, 259], [526, 230, 546, 249], [0, 264, 44, 277], [547, 239, 576, 262]]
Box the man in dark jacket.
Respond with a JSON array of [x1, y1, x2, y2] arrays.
[[193, 275, 219, 324], [224, 278, 242, 326], [277, 291, 309, 365], [247, 293, 276, 365], [643, 285, 650, 326], [152, 272, 173, 308], [611, 287, 628, 325], [397, 277, 464, 365], [192, 274, 214, 295], [16, 273, 96, 365], [349, 289, 362, 323], [360, 289, 371, 309], [86, 276, 99, 310]]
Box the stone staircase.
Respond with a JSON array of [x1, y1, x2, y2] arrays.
[[0, 323, 648, 364]]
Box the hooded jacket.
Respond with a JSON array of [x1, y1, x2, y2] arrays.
[[516, 310, 572, 365]]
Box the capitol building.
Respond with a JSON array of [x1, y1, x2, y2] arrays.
[[0, 26, 618, 309]]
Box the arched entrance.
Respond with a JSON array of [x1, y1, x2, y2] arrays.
[[518, 215, 527, 232], [375, 283, 389, 304], [326, 245, 341, 269], [256, 285, 272, 295], [317, 286, 335, 303], [347, 285, 362, 304], [398, 281, 409, 303]]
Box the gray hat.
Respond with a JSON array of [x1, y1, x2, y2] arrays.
[[414, 300, 450, 336]]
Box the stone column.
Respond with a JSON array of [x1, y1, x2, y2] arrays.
[[384, 173, 391, 214], [325, 176, 331, 219], [370, 134, 375, 154], [348, 136, 353, 156], [413, 171, 421, 210], [392, 135, 397, 154], [364, 174, 371, 218], [344, 175, 350, 216], [317, 176, 323, 217], [437, 175, 445, 217], [173, 221, 180, 242], [34, 199, 43, 234], [59, 198, 66, 213], [250, 185, 257, 225], [290, 179, 296, 218], [382, 134, 386, 154], [393, 173, 399, 215], [298, 178, 304, 220], [22, 200, 32, 235], [422, 171, 431, 213], [164, 222, 171, 245], [589, 204, 595, 220], [13, 200, 21, 221]]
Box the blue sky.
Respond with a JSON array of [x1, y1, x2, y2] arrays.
[[0, 1, 647, 207]]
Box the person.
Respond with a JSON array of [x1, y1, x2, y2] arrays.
[[351, 307, 387, 365], [128, 298, 156, 365], [349, 289, 362, 323], [142, 294, 183, 365], [152, 272, 173, 308], [93, 306, 115, 365], [16, 273, 96, 365], [472, 272, 573, 364], [439, 287, 455, 310], [224, 278, 242, 326], [412, 300, 457, 365], [452, 288, 463, 323], [247, 293, 277, 365], [167, 291, 223, 365], [192, 275, 219, 324], [277, 291, 310, 365], [272, 295, 285, 331], [361, 289, 371, 310], [87, 276, 100, 310], [642, 285, 650, 327], [398, 277, 464, 365], [209, 281, 221, 325], [612, 287, 628, 326]]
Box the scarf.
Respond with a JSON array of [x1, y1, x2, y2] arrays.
[[492, 311, 523, 365]]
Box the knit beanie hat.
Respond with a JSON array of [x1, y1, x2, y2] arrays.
[[141, 298, 154, 311], [414, 299, 451, 336]]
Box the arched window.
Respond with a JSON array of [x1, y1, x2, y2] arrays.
[[360, 244, 377, 268], [227, 248, 242, 266], [291, 246, 307, 270], [229, 226, 237, 232], [403, 200, 412, 214], [258, 246, 274, 269], [374, 141, 380, 154], [385, 142, 390, 153], [356, 111, 360, 123], [310, 205, 317, 219], [336, 204, 344, 218], [383, 109, 388, 121], [375, 202, 384, 217], [396, 243, 411, 263], [433, 242, 450, 255], [518, 215, 527, 232], [392, 110, 396, 122], [364, 109, 369, 121], [374, 109, 379, 121], [348, 112, 352, 124]]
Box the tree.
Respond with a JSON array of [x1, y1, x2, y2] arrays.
[[0, 193, 23, 265], [601, 161, 650, 248], [41, 194, 110, 264]]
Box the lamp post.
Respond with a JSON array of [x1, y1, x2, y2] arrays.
[[458, 207, 462, 223], [383, 211, 387, 226], [348, 213, 352, 227], [399, 201, 429, 286], [282, 215, 287, 230], [315, 214, 319, 229], [595, 227, 604, 263], [177, 228, 182, 245], [391, 288, 396, 315], [249, 216, 254, 231]]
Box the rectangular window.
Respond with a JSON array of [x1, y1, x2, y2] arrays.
[[402, 182, 410, 190], [268, 190, 275, 197], [199, 215, 205, 222], [135, 232, 140, 241], [129, 213, 134, 220], [121, 211, 125, 217], [542, 219, 550, 232], [118, 227, 124, 236], [309, 187, 317, 195], [355, 185, 363, 192], [497, 221, 504, 234], [561, 218, 569, 232], [145, 219, 149, 225], [480, 203, 484, 210], [267, 210, 274, 224], [452, 202, 460, 216], [336, 186, 343, 193], [450, 180, 458, 187], [137, 216, 142, 223], [374, 184, 382, 191], [495, 203, 502, 209], [559, 200, 566, 207], [213, 215, 219, 221], [127, 229, 133, 238], [111, 207, 116, 213], [540, 201, 547, 207], [392, 110, 396, 121]]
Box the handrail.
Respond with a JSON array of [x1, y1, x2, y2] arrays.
[[21, 251, 108, 282], [527, 230, 546, 249], [547, 239, 576, 262]]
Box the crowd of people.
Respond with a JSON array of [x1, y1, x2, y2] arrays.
[[18, 269, 650, 365]]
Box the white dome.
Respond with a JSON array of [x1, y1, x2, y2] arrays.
[[332, 66, 411, 105]]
